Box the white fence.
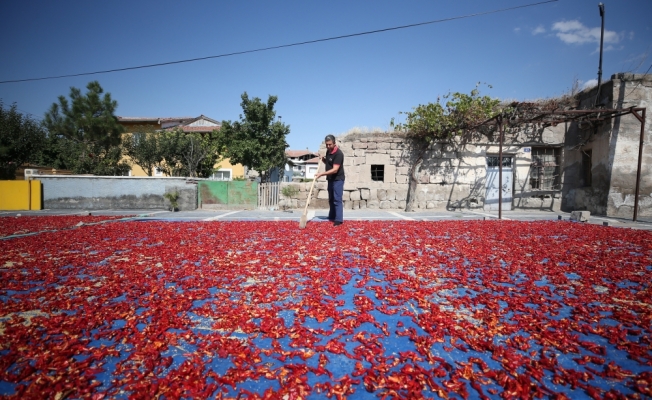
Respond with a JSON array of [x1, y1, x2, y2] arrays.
[[258, 182, 280, 210]]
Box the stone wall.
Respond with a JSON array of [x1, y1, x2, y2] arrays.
[[280, 75, 649, 216], [281, 127, 566, 211], [562, 73, 652, 218], [39, 176, 197, 210]]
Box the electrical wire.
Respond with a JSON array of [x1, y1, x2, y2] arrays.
[[622, 62, 652, 100], [0, 0, 558, 84]]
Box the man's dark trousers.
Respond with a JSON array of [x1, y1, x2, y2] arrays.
[[328, 180, 344, 223]]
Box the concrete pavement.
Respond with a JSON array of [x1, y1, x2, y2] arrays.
[[2, 208, 651, 230]]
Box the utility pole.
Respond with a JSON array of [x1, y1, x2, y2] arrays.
[[595, 3, 605, 106]]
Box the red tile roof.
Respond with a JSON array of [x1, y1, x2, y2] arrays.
[[286, 150, 318, 158], [117, 117, 193, 123], [177, 126, 221, 132]]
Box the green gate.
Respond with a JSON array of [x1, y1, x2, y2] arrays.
[[198, 181, 258, 208]]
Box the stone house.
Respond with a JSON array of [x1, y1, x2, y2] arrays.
[[282, 73, 650, 218], [561, 73, 651, 218]]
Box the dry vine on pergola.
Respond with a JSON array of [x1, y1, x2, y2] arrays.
[[481, 100, 646, 221]]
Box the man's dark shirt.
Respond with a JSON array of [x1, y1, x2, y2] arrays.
[[325, 147, 345, 181]]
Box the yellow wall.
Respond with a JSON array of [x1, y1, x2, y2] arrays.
[[0, 180, 42, 210], [126, 157, 245, 178], [215, 158, 245, 179], [120, 131, 245, 179]]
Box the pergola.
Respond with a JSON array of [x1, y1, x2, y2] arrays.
[[484, 105, 647, 221]]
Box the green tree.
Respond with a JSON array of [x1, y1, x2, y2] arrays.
[[123, 126, 166, 176], [0, 101, 47, 179], [217, 92, 289, 183], [158, 129, 222, 178], [392, 85, 501, 211], [36, 135, 80, 171], [43, 81, 128, 175]]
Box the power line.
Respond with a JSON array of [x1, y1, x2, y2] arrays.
[[0, 0, 557, 85], [622, 62, 652, 100]]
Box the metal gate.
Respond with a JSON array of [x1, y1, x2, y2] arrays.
[[198, 181, 258, 208], [485, 156, 513, 211], [258, 182, 280, 210]]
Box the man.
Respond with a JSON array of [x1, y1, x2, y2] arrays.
[[315, 135, 345, 226]]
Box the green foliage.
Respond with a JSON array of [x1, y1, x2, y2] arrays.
[[281, 185, 299, 198], [163, 191, 179, 210], [391, 84, 501, 142], [123, 126, 166, 176], [158, 129, 222, 178], [34, 134, 74, 171], [216, 92, 289, 183], [44, 81, 124, 148], [232, 176, 246, 181], [43, 81, 129, 175], [0, 101, 47, 179]]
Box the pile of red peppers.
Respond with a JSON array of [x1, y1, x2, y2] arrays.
[[0, 219, 650, 399]]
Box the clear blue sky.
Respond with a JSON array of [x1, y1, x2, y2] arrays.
[[1, 0, 650, 151]]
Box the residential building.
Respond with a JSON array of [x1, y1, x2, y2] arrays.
[[285, 150, 319, 181], [117, 115, 245, 180]]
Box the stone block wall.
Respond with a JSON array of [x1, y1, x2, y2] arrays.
[[281, 74, 651, 217], [280, 128, 565, 211]]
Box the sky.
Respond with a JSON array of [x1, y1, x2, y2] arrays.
[[1, 0, 651, 152]]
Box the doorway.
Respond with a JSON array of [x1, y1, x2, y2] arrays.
[[485, 155, 513, 211]]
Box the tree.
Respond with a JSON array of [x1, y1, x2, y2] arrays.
[[0, 101, 47, 179], [123, 126, 166, 176], [43, 81, 128, 175], [391, 85, 501, 211], [158, 129, 222, 178], [217, 92, 289, 183]]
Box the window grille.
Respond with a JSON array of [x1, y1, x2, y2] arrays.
[[486, 156, 513, 167], [371, 165, 385, 181], [530, 148, 560, 190]]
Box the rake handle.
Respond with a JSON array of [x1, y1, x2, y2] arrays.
[[303, 159, 322, 214]]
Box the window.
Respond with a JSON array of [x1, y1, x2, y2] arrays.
[[132, 132, 144, 144], [530, 147, 560, 190], [486, 156, 513, 167], [371, 165, 385, 181], [212, 170, 231, 181], [581, 150, 592, 187], [154, 167, 164, 177], [308, 167, 317, 174]]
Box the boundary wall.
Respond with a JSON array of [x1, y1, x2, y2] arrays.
[[37, 176, 196, 211], [0, 180, 42, 210]]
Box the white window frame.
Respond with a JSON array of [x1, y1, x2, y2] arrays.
[[212, 169, 232, 181]]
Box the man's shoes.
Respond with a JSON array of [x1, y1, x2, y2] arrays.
[[333, 221, 343, 226]]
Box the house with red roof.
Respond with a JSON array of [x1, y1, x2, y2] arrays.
[[117, 115, 245, 179], [285, 150, 319, 181]]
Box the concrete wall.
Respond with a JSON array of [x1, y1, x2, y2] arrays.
[[39, 176, 197, 210], [607, 74, 652, 218], [562, 73, 651, 218]]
